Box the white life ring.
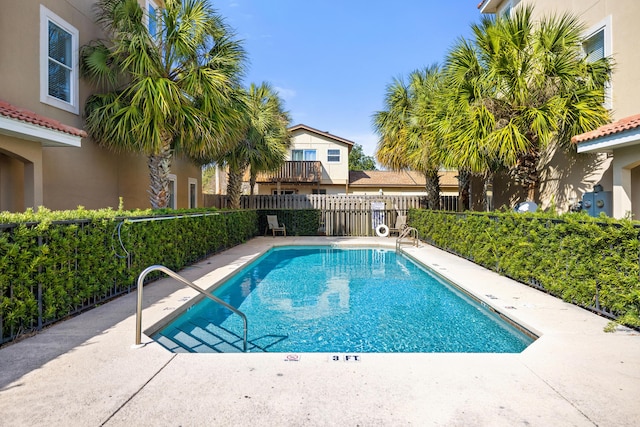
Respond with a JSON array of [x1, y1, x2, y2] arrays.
[[375, 224, 389, 237]]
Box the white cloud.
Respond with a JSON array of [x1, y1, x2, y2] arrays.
[[274, 86, 297, 101]]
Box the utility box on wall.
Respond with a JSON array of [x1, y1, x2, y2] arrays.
[[582, 191, 613, 217]]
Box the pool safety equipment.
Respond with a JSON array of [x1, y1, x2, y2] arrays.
[[371, 201, 386, 236], [376, 223, 390, 237]]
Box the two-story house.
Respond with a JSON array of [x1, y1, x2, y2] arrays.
[[244, 124, 460, 200], [0, 0, 202, 212], [478, 0, 640, 219], [251, 124, 354, 195]]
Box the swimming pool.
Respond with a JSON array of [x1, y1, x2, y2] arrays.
[[152, 246, 535, 353]]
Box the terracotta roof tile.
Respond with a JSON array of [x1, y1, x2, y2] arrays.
[[0, 99, 87, 138], [571, 113, 640, 144], [349, 170, 458, 187]]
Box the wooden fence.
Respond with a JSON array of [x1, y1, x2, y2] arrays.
[[203, 194, 458, 236]]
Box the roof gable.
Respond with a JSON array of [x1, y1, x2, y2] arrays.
[[288, 124, 354, 147]]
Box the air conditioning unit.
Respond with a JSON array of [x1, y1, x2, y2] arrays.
[[582, 191, 612, 217]]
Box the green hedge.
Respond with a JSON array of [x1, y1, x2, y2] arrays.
[[409, 210, 640, 327], [0, 207, 257, 344], [257, 209, 323, 236]]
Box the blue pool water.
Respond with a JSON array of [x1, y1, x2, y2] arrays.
[[153, 246, 535, 353]]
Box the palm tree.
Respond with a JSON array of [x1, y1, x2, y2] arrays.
[[81, 0, 246, 209], [447, 6, 611, 204], [217, 83, 291, 209], [437, 37, 504, 211], [373, 66, 444, 210]]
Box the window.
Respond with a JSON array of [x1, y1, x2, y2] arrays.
[[327, 149, 340, 162], [188, 178, 198, 208], [40, 6, 79, 114], [292, 149, 316, 161], [583, 16, 613, 109], [272, 189, 297, 195], [168, 174, 177, 209], [146, 0, 159, 38], [499, 0, 519, 17], [583, 30, 605, 63], [312, 189, 327, 195]]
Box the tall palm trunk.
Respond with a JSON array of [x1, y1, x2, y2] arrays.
[[482, 170, 494, 212], [511, 149, 540, 202], [227, 166, 244, 209], [424, 169, 441, 210], [249, 169, 257, 195], [457, 168, 471, 212], [147, 139, 173, 209]]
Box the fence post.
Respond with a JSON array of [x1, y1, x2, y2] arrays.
[[37, 235, 43, 331]]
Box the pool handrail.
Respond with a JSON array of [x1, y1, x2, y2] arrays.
[[396, 226, 419, 252], [135, 264, 248, 352]]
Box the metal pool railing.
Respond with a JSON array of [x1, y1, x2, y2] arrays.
[[134, 265, 248, 352]]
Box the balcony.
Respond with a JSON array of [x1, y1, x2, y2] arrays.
[[255, 161, 322, 183]]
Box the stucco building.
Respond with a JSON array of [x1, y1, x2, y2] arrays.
[[479, 0, 640, 219], [248, 124, 353, 195], [0, 0, 202, 212], [239, 124, 459, 198]]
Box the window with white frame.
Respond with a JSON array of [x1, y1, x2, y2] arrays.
[[327, 149, 340, 162], [168, 174, 177, 209], [584, 30, 605, 62], [40, 5, 79, 114], [188, 178, 197, 208], [146, 0, 159, 38], [583, 16, 613, 109], [292, 149, 316, 161], [498, 0, 520, 17]]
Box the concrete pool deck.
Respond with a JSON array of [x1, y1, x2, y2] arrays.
[[1, 236, 639, 426]]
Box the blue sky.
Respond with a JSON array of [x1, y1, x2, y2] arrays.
[[214, 1, 483, 160]]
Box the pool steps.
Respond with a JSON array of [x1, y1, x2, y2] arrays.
[[135, 265, 248, 351], [154, 316, 269, 353]]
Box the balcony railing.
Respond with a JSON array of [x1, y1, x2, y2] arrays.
[[255, 161, 322, 183]]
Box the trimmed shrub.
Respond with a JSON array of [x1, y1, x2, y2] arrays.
[[410, 210, 640, 327]]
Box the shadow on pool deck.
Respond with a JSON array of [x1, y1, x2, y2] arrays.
[[1, 236, 639, 426]]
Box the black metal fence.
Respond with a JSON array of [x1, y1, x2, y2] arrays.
[[0, 219, 132, 345], [0, 211, 257, 346]]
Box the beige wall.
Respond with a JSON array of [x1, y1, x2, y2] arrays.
[[0, 0, 101, 129], [525, 0, 639, 214], [43, 143, 202, 211], [289, 131, 350, 185], [479, 0, 639, 214], [518, 0, 640, 121], [610, 144, 640, 219], [0, 134, 44, 211], [0, 0, 202, 212]]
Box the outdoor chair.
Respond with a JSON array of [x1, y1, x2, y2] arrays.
[[266, 215, 286, 237], [389, 215, 407, 237]]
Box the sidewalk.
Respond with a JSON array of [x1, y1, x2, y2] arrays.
[[1, 237, 639, 426]]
